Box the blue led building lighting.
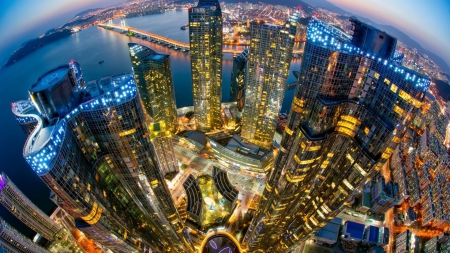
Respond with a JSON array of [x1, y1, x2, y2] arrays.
[[24, 120, 66, 176], [307, 18, 430, 92]]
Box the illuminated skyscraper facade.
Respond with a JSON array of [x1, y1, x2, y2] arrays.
[[189, 0, 223, 132], [230, 49, 248, 123], [14, 63, 194, 253], [128, 43, 178, 133], [0, 173, 62, 241], [148, 122, 179, 176], [244, 18, 429, 252], [0, 217, 49, 253], [241, 19, 297, 149]]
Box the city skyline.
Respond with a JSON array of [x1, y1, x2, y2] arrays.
[[1, 0, 449, 70], [0, 1, 449, 252]]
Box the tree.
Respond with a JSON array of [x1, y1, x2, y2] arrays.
[[185, 111, 195, 119]]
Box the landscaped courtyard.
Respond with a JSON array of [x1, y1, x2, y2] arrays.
[[197, 175, 232, 230]]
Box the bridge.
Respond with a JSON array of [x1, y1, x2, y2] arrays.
[[99, 21, 304, 55], [286, 71, 300, 90]]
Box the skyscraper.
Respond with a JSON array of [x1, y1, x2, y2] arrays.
[[244, 18, 429, 252], [128, 43, 178, 133], [241, 18, 297, 149], [0, 217, 49, 253], [148, 121, 179, 176], [0, 173, 62, 241], [230, 49, 248, 123], [14, 63, 194, 253], [189, 0, 223, 132]]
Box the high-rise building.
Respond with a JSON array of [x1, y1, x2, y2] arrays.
[[230, 49, 248, 123], [241, 18, 297, 149], [189, 0, 223, 132], [28, 65, 81, 122], [0, 217, 49, 253], [14, 63, 194, 253], [128, 43, 178, 133], [0, 173, 62, 241], [243, 18, 429, 252], [148, 121, 179, 176]]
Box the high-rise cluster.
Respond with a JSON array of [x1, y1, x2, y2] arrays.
[[243, 17, 429, 252], [8, 2, 439, 252], [13, 63, 194, 253]]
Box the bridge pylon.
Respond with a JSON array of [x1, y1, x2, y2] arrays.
[[120, 19, 126, 27], [108, 20, 113, 25]]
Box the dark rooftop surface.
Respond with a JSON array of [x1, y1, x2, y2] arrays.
[[31, 66, 68, 92]]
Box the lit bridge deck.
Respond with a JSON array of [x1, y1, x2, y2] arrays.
[[98, 23, 304, 55]]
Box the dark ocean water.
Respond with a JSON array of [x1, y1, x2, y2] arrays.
[[0, 10, 301, 237]]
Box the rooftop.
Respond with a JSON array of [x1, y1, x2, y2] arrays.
[[196, 0, 221, 9], [314, 217, 342, 243], [30, 66, 69, 92], [367, 226, 379, 243], [344, 221, 365, 240]]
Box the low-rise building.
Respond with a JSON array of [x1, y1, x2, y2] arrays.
[[313, 217, 342, 245], [342, 221, 365, 242]]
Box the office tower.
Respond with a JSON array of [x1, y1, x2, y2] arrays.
[[189, 0, 223, 132], [243, 18, 429, 252], [0, 173, 62, 241], [128, 43, 178, 133], [230, 49, 248, 123], [0, 217, 49, 253], [14, 63, 194, 253], [241, 18, 297, 149], [148, 121, 179, 176]]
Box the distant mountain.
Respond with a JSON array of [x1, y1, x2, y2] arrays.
[[298, 1, 450, 74], [5, 29, 72, 67], [74, 8, 103, 18], [300, 0, 352, 16]]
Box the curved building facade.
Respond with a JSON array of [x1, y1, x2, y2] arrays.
[[0, 217, 49, 253], [243, 18, 430, 252], [15, 65, 195, 252], [0, 173, 62, 241], [12, 100, 40, 137], [230, 49, 248, 123]]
